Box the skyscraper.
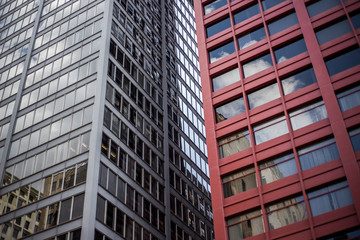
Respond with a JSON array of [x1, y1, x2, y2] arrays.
[[0, 0, 214, 239], [194, 0, 360, 239]]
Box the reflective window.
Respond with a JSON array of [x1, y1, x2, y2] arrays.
[[281, 68, 317, 95], [267, 195, 307, 230], [206, 17, 231, 38], [253, 115, 289, 144], [261, 0, 286, 11], [209, 41, 236, 63], [308, 181, 353, 216], [237, 26, 266, 50], [268, 12, 298, 36], [248, 82, 280, 109], [316, 19, 352, 45], [233, 4, 260, 25], [243, 53, 273, 78], [259, 153, 297, 185], [350, 12, 360, 29], [227, 209, 264, 240], [212, 68, 241, 92], [289, 101, 328, 131], [349, 127, 360, 152], [325, 48, 360, 76], [337, 85, 360, 111], [274, 38, 307, 63], [307, 0, 340, 18], [218, 129, 251, 158], [215, 97, 245, 123], [222, 167, 257, 198], [204, 0, 227, 15]]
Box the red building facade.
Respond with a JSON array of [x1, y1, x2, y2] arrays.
[[194, 0, 360, 239]]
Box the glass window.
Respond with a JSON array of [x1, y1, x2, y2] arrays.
[[259, 153, 297, 185], [350, 12, 360, 29], [289, 101, 328, 130], [307, 0, 340, 18], [253, 115, 289, 145], [337, 85, 360, 112], [243, 53, 273, 78], [261, 0, 286, 11], [215, 97, 245, 123], [308, 181, 353, 216], [218, 129, 251, 158], [349, 127, 360, 152], [298, 138, 339, 171], [267, 195, 307, 230], [227, 209, 264, 240], [316, 19, 352, 45], [204, 0, 227, 15], [212, 68, 241, 92], [268, 12, 298, 36], [274, 38, 307, 63], [248, 82, 280, 109], [325, 48, 360, 76], [206, 17, 231, 38], [209, 41, 235, 63], [238, 26, 266, 50], [222, 166, 257, 198], [233, 4, 260, 25], [59, 199, 71, 224], [281, 68, 317, 95]]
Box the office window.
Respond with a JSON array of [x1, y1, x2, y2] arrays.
[[209, 41, 235, 63], [215, 97, 245, 123], [227, 209, 264, 240], [206, 17, 231, 38], [222, 166, 257, 198], [349, 127, 360, 152], [298, 138, 340, 171], [281, 68, 317, 95], [233, 4, 260, 25], [248, 82, 280, 109], [211, 67, 241, 92], [274, 38, 307, 64], [307, 0, 340, 18], [326, 48, 360, 76], [316, 19, 352, 45], [289, 101, 327, 131], [259, 153, 297, 185], [243, 53, 273, 78], [337, 85, 360, 111], [237, 26, 266, 50], [350, 12, 360, 29], [261, 0, 286, 11], [253, 115, 288, 145], [267, 12, 298, 36], [204, 0, 227, 15], [267, 195, 307, 230], [218, 129, 251, 158], [308, 181, 353, 216]]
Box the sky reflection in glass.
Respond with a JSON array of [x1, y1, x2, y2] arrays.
[[238, 27, 266, 50], [209, 41, 235, 63], [281, 68, 317, 95]]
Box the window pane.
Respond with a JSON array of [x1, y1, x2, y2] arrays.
[[227, 209, 264, 239], [316, 19, 352, 45], [349, 128, 360, 152], [261, 0, 286, 11], [307, 0, 340, 18], [212, 68, 240, 92], [222, 167, 257, 198], [233, 4, 260, 25], [209, 41, 236, 63], [253, 115, 288, 144], [215, 97, 245, 123], [290, 101, 328, 130], [325, 48, 360, 76], [218, 130, 251, 158], [204, 0, 227, 15], [274, 38, 307, 63], [248, 82, 280, 109], [243, 53, 273, 78], [350, 12, 360, 29], [268, 12, 298, 36], [337, 85, 360, 111], [72, 194, 84, 219], [238, 27, 266, 50], [206, 17, 231, 38], [59, 199, 71, 224], [281, 68, 317, 95]]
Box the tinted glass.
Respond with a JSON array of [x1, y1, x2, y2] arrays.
[[204, 0, 227, 15], [262, 0, 286, 11], [233, 4, 260, 25], [316, 19, 352, 45], [209, 41, 236, 63], [212, 68, 241, 91], [281, 68, 317, 95], [351, 12, 360, 29], [325, 48, 360, 76], [350, 128, 360, 152], [238, 27, 266, 50], [248, 82, 280, 109], [307, 0, 340, 18], [243, 53, 273, 78], [274, 38, 307, 63], [337, 85, 360, 111], [290, 101, 328, 130], [253, 115, 288, 144], [268, 12, 298, 36], [215, 97, 245, 123], [218, 130, 251, 158], [206, 17, 231, 38]]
